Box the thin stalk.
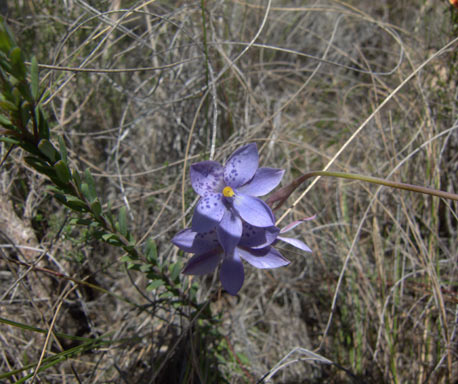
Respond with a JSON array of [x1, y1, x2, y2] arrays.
[[267, 171, 458, 212], [308, 171, 458, 201]]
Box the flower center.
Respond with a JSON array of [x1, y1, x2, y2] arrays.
[[222, 186, 235, 197]]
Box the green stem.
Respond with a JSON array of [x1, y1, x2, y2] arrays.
[[311, 171, 458, 201], [267, 171, 458, 211]]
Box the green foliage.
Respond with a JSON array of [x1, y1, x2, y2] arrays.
[[0, 16, 224, 382]]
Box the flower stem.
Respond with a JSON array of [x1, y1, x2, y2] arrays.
[[310, 171, 458, 200], [266, 171, 458, 211]]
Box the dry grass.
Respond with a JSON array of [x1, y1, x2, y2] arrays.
[[1, 0, 457, 383]]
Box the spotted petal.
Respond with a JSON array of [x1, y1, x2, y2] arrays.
[[238, 246, 290, 269], [220, 253, 244, 295], [192, 231, 221, 253], [239, 223, 279, 248], [192, 193, 225, 232], [224, 143, 259, 188], [190, 161, 224, 197], [278, 236, 312, 252], [182, 250, 221, 275], [233, 193, 275, 227], [238, 168, 284, 196], [217, 210, 243, 254]]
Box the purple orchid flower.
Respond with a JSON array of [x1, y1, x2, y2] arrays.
[[172, 220, 312, 295], [190, 143, 284, 256]]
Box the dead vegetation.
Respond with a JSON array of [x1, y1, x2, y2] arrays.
[[1, 1, 457, 383]]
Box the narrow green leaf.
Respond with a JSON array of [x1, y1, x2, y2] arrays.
[[170, 262, 182, 281], [58, 135, 68, 164], [91, 200, 102, 217], [122, 244, 135, 255], [69, 218, 92, 226], [9, 47, 26, 80], [101, 233, 122, 245], [127, 233, 136, 246], [83, 169, 97, 202], [118, 206, 127, 237], [30, 56, 39, 100], [0, 113, 12, 127], [0, 17, 16, 51], [0, 100, 17, 112], [53, 160, 71, 184], [63, 201, 86, 212], [127, 262, 141, 271], [140, 264, 152, 273], [146, 279, 163, 291], [105, 201, 115, 227], [24, 156, 56, 177], [46, 185, 63, 194], [0, 30, 11, 53], [72, 169, 82, 188], [38, 139, 59, 163], [52, 193, 67, 205], [159, 291, 173, 299], [19, 141, 41, 157], [145, 238, 157, 263], [64, 195, 87, 210], [19, 99, 31, 127], [121, 254, 134, 263], [101, 233, 115, 241], [0, 56, 12, 74], [81, 182, 90, 200], [36, 106, 49, 139], [0, 136, 19, 145]]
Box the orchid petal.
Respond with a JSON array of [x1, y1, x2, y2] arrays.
[[224, 143, 259, 188], [278, 236, 312, 252], [190, 161, 224, 197], [233, 193, 275, 227], [191, 193, 225, 232], [171, 229, 197, 252], [238, 168, 285, 196], [192, 231, 221, 253], [280, 215, 316, 233], [172, 229, 220, 254], [182, 250, 221, 275], [220, 253, 244, 295], [217, 210, 242, 254], [239, 223, 279, 248], [238, 247, 290, 269]]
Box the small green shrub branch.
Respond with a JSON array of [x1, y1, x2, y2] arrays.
[[0, 15, 211, 318]]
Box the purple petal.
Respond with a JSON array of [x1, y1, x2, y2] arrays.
[[172, 229, 221, 254], [192, 231, 221, 253], [278, 236, 312, 252], [280, 215, 316, 233], [190, 161, 224, 197], [233, 193, 275, 227], [191, 193, 225, 232], [238, 246, 290, 269], [224, 143, 259, 188], [239, 223, 279, 248], [182, 250, 221, 275], [217, 210, 242, 254], [238, 168, 285, 196], [220, 253, 244, 295], [172, 229, 197, 252]]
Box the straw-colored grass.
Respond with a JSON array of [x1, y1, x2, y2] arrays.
[[1, 1, 456, 383]]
